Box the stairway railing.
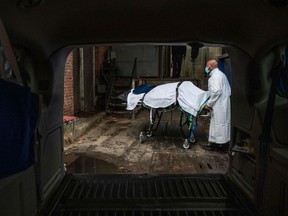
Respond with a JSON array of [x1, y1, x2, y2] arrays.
[[131, 57, 137, 88]]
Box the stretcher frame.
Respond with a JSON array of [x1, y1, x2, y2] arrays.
[[139, 99, 208, 149]]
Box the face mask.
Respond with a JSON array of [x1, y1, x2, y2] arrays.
[[205, 67, 210, 74]]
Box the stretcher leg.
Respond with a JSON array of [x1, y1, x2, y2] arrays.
[[180, 111, 197, 149], [147, 108, 163, 136], [139, 108, 163, 143], [139, 131, 146, 143], [189, 118, 197, 143]]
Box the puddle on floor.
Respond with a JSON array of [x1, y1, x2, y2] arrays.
[[65, 154, 121, 174]]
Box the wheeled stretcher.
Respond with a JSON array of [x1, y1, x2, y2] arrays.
[[127, 81, 210, 149]]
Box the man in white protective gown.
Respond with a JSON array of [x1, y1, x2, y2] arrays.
[[202, 59, 231, 152]]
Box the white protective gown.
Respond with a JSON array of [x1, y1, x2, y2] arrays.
[[207, 68, 231, 144]]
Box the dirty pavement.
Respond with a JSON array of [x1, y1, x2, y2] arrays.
[[64, 110, 229, 175]]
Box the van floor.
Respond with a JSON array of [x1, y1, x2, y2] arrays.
[[47, 173, 254, 215], [64, 110, 229, 174]]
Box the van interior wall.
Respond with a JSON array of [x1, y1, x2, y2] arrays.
[[259, 50, 288, 215], [0, 48, 68, 216], [0, 167, 37, 216], [227, 46, 288, 214], [35, 50, 68, 208], [225, 47, 257, 202]]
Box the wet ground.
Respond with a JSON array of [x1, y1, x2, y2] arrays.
[[64, 109, 229, 175]]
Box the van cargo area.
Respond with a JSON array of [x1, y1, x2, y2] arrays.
[[44, 174, 254, 216]]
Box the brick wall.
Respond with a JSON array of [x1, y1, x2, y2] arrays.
[[64, 47, 108, 115], [64, 51, 74, 115]]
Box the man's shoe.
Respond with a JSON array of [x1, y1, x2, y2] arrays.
[[218, 143, 229, 152], [202, 142, 216, 151], [202, 142, 229, 152]]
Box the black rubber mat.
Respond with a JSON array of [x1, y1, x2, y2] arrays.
[[47, 174, 254, 216]]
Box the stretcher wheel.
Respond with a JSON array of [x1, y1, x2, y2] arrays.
[[190, 137, 197, 143], [183, 139, 190, 149], [146, 131, 153, 138], [139, 132, 145, 143]]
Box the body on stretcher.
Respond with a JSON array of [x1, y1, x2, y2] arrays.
[[127, 81, 210, 149]]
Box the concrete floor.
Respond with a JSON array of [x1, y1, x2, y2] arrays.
[[64, 109, 229, 175]]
